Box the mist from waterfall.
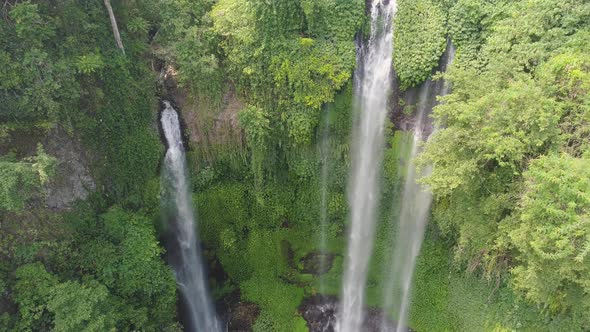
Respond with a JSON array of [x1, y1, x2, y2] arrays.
[[338, 1, 397, 331], [381, 44, 455, 332], [160, 101, 221, 332]]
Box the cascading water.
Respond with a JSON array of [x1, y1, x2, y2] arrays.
[[160, 101, 221, 332], [318, 111, 331, 293], [338, 1, 397, 331], [381, 44, 456, 332]]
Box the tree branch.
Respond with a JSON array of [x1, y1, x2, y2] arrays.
[[103, 0, 125, 54]]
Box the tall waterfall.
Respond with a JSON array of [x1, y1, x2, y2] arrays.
[[381, 44, 456, 332], [161, 101, 221, 332], [318, 111, 331, 293], [338, 1, 397, 331]]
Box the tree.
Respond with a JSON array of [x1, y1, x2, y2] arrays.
[[74, 207, 177, 330], [1, 1, 77, 123], [156, 0, 224, 97], [47, 280, 119, 332], [509, 153, 590, 322], [13, 263, 58, 331], [103, 0, 125, 53], [418, 0, 590, 326]]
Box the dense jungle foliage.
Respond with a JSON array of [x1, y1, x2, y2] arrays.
[[0, 0, 588, 331]]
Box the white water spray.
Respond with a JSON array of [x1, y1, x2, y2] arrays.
[[161, 101, 221, 332], [338, 1, 397, 331]]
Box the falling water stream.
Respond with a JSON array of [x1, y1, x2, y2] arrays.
[[383, 83, 434, 332], [338, 1, 397, 331], [381, 44, 456, 331], [161, 101, 221, 332], [318, 110, 331, 293]]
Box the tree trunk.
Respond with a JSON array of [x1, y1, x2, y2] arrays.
[[103, 0, 125, 54]]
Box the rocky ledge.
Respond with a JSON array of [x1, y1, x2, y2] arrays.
[[299, 295, 412, 332]]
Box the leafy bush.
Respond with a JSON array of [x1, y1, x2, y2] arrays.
[[13, 263, 59, 331], [73, 207, 177, 330], [241, 230, 305, 331], [393, 0, 447, 89], [47, 280, 118, 332], [510, 153, 590, 321], [448, 0, 497, 68], [0, 145, 55, 212]]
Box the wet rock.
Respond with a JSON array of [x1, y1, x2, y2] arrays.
[[226, 302, 260, 331], [217, 291, 260, 332], [390, 40, 456, 137], [299, 295, 411, 332], [299, 295, 339, 332], [300, 252, 336, 276], [161, 65, 244, 151]]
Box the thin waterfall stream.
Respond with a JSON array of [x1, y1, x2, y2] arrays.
[[381, 44, 456, 331], [338, 1, 397, 331], [385, 82, 434, 332], [318, 110, 331, 293], [160, 101, 221, 332]]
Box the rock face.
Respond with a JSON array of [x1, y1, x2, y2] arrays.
[[390, 41, 455, 136], [301, 252, 337, 276], [226, 302, 260, 332], [161, 64, 245, 160], [299, 295, 410, 332], [44, 129, 95, 210]]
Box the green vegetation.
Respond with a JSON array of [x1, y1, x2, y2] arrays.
[[1, 0, 589, 331], [0, 144, 55, 212], [4, 205, 178, 332], [419, 0, 590, 329], [393, 0, 447, 89], [511, 154, 590, 322], [0, 1, 176, 331], [209, 0, 364, 185]]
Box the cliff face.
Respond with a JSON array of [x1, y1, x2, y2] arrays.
[[0, 126, 94, 212], [390, 41, 454, 135], [161, 65, 245, 165], [44, 129, 95, 210]]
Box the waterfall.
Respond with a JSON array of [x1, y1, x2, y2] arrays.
[[318, 110, 330, 293], [338, 1, 397, 331], [381, 43, 456, 332], [160, 101, 221, 332]]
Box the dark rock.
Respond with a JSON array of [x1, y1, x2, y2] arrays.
[[281, 218, 291, 228], [299, 295, 411, 332], [300, 251, 336, 276], [299, 295, 339, 332], [217, 291, 260, 332], [227, 302, 260, 331]]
